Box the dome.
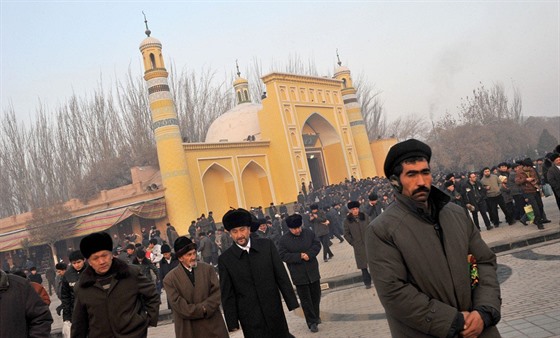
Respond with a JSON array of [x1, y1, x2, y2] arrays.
[[205, 103, 263, 143], [139, 36, 162, 51], [334, 65, 350, 76], [233, 76, 248, 86]]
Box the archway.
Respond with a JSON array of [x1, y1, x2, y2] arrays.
[[241, 161, 273, 209], [302, 113, 347, 187], [202, 164, 238, 221]]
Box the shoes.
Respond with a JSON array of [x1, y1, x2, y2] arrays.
[[317, 318, 322, 324], [537, 224, 545, 230], [508, 221, 515, 225], [329, 253, 334, 259], [521, 219, 528, 226], [365, 285, 372, 289], [542, 219, 551, 224], [486, 225, 494, 231], [309, 323, 319, 333], [324, 258, 329, 262]]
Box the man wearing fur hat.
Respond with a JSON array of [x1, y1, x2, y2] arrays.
[[218, 208, 299, 338], [343, 201, 372, 289], [366, 139, 501, 338], [278, 214, 322, 333], [71, 232, 160, 338], [163, 236, 228, 337]]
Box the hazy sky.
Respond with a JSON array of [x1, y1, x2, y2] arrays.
[[1, 1, 559, 124]]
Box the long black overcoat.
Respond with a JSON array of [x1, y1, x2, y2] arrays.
[[278, 228, 321, 285], [218, 238, 299, 338]]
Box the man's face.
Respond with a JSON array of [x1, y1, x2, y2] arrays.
[[554, 157, 560, 166], [31, 270, 37, 275], [56, 269, 65, 276], [126, 248, 134, 255], [71, 259, 85, 271], [483, 169, 491, 177], [350, 207, 360, 216], [469, 173, 477, 183], [399, 159, 432, 203], [258, 224, 267, 232], [162, 252, 171, 260], [178, 249, 197, 269], [499, 165, 508, 172], [88, 250, 113, 275], [229, 226, 250, 246], [289, 227, 302, 236], [369, 200, 377, 206]]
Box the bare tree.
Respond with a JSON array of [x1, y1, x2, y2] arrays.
[[386, 114, 430, 141], [27, 203, 74, 266], [355, 75, 386, 140], [458, 82, 523, 125]]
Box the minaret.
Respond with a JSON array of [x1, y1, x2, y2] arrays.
[[233, 60, 250, 104], [139, 17, 197, 232], [333, 50, 377, 178]]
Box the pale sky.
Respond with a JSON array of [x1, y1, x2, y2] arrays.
[[1, 1, 559, 124]]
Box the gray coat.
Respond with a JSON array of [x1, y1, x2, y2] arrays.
[[343, 212, 370, 269], [366, 188, 501, 338]]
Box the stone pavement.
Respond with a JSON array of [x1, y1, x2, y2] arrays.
[[50, 197, 560, 337]]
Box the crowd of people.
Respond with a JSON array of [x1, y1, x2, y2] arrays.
[[2, 140, 559, 338]]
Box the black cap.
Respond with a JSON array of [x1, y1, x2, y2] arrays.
[[384, 139, 432, 177], [174, 236, 197, 258], [161, 244, 172, 254], [347, 201, 360, 209], [368, 193, 378, 201]]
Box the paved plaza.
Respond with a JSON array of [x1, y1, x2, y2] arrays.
[[48, 197, 560, 337]]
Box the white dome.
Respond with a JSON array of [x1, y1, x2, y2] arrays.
[[139, 36, 162, 51], [205, 103, 263, 143]]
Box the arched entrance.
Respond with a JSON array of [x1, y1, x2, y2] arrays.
[[302, 113, 347, 188], [202, 164, 239, 219], [241, 161, 273, 209]]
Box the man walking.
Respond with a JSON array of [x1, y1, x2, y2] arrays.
[[366, 139, 501, 337], [278, 214, 322, 333], [309, 204, 333, 262], [343, 201, 372, 289], [163, 236, 228, 338], [480, 167, 514, 226], [462, 172, 493, 231], [71, 232, 160, 337], [218, 208, 299, 337]]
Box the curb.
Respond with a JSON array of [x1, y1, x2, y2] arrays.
[[49, 228, 559, 337]]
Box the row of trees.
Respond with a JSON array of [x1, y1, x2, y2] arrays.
[[1, 58, 558, 224]]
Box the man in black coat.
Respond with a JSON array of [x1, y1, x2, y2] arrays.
[[60, 250, 87, 324], [278, 214, 322, 333], [218, 208, 299, 338]]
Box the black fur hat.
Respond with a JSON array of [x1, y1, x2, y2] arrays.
[[347, 201, 360, 209], [285, 214, 303, 229], [222, 208, 253, 231], [80, 232, 113, 259]]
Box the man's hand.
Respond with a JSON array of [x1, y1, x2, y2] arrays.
[[301, 253, 309, 261], [460, 311, 484, 338]]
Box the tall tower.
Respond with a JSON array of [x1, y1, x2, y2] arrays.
[[233, 60, 250, 104], [139, 20, 197, 231], [333, 52, 377, 178]]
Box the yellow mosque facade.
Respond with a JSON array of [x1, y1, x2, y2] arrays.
[[0, 29, 395, 260], [139, 31, 395, 232]]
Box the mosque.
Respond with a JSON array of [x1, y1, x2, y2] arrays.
[[0, 26, 395, 264]]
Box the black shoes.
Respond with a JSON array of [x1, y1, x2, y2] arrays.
[[486, 225, 494, 230], [542, 219, 551, 224], [520, 219, 528, 226], [309, 323, 318, 333], [365, 285, 372, 289]]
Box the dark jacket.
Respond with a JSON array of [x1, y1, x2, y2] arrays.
[[159, 254, 179, 281], [278, 228, 321, 285], [462, 180, 487, 209], [343, 212, 370, 269], [218, 238, 299, 338], [547, 164, 560, 195], [366, 188, 501, 338], [71, 258, 160, 338], [0, 270, 53, 338], [60, 263, 87, 322], [132, 257, 159, 283], [309, 210, 330, 237], [163, 263, 228, 338]]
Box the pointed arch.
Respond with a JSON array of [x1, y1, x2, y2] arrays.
[[241, 161, 272, 210], [202, 163, 238, 220], [302, 113, 347, 187]]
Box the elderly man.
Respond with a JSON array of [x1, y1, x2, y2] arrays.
[[218, 208, 299, 338], [366, 139, 501, 338], [278, 214, 322, 333], [163, 236, 228, 338], [71, 232, 160, 338]]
